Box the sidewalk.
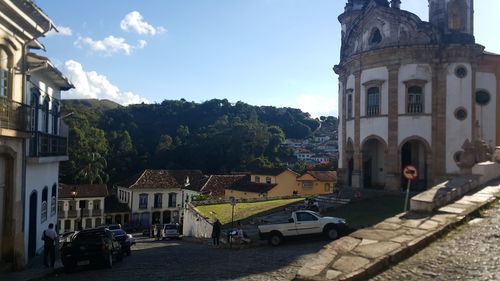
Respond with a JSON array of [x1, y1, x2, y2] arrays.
[[2, 255, 62, 281], [295, 180, 500, 281]]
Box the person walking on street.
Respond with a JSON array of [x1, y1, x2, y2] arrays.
[[212, 219, 221, 246], [42, 223, 58, 268]]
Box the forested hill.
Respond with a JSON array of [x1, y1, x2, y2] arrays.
[[61, 98, 336, 186]]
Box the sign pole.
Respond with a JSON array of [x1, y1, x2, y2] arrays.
[[402, 165, 418, 212], [404, 179, 411, 212], [230, 204, 234, 249]]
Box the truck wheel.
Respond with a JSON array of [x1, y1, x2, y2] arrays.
[[269, 233, 283, 246], [324, 227, 338, 240]]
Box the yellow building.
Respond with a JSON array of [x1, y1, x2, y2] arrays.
[[225, 168, 299, 199], [296, 171, 337, 196]]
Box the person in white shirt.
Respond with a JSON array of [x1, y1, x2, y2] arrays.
[[42, 223, 58, 268]]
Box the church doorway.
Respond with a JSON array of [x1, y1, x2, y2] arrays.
[[361, 138, 386, 189], [346, 139, 354, 187], [400, 139, 428, 190]]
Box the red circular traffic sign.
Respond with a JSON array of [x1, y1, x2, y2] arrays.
[[403, 165, 418, 181]]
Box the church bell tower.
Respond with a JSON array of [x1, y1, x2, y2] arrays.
[[428, 0, 474, 42]]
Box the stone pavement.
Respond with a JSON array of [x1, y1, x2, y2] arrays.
[[295, 182, 500, 281], [2, 255, 63, 281], [370, 201, 500, 281]]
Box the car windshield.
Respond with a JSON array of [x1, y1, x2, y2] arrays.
[[309, 211, 322, 218], [72, 231, 105, 243], [164, 225, 177, 230], [111, 229, 126, 236]]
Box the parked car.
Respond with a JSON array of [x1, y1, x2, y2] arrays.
[[97, 224, 122, 230], [60, 228, 123, 270], [162, 223, 180, 239], [110, 229, 133, 256], [258, 210, 347, 246], [127, 233, 136, 245], [58, 231, 75, 249]]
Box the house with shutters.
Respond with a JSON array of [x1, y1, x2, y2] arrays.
[[115, 170, 204, 226], [57, 184, 107, 233], [296, 171, 337, 196]]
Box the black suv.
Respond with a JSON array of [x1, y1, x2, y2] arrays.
[[60, 228, 122, 270]]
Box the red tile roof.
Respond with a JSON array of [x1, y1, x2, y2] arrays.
[[59, 184, 108, 199], [116, 169, 204, 190], [300, 171, 337, 182], [200, 175, 247, 197], [225, 176, 277, 194]]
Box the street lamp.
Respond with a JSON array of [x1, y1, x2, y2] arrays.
[[70, 187, 84, 230]]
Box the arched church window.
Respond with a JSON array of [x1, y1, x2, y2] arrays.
[[346, 89, 353, 119], [366, 87, 380, 116], [370, 28, 382, 45], [407, 86, 423, 113]]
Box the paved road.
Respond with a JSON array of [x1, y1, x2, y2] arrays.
[[371, 201, 500, 281], [45, 236, 329, 281]]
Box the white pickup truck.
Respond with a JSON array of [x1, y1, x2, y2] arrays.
[[258, 210, 347, 246]]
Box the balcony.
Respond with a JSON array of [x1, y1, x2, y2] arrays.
[[57, 211, 65, 219], [92, 209, 102, 217], [81, 209, 90, 217], [0, 97, 31, 133], [29, 132, 67, 157], [67, 210, 77, 218]]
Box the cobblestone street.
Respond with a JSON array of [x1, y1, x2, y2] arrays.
[[43, 237, 328, 281], [371, 201, 500, 281]]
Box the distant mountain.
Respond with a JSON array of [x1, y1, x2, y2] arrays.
[[62, 99, 122, 111]]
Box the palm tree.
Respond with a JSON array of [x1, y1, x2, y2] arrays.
[[76, 152, 109, 184]]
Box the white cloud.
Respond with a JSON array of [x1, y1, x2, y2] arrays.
[[74, 36, 147, 56], [295, 94, 338, 118], [62, 60, 148, 105], [120, 11, 167, 36], [137, 39, 147, 49], [46, 25, 73, 37]]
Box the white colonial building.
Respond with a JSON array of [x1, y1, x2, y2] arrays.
[[57, 184, 107, 233], [0, 0, 72, 269], [24, 54, 72, 258], [336, 0, 500, 191], [115, 170, 204, 227]]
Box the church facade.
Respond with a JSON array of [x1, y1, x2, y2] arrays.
[[336, 0, 500, 190]]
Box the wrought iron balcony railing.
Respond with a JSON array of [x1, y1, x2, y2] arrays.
[[0, 96, 31, 132], [29, 131, 67, 157]]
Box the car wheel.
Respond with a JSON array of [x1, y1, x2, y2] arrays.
[[324, 227, 338, 240], [105, 251, 113, 268], [269, 233, 283, 246]]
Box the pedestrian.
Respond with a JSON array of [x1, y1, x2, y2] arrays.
[[212, 219, 221, 246], [41, 223, 58, 268], [156, 224, 162, 241]]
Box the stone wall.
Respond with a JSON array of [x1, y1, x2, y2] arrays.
[[182, 204, 213, 239]]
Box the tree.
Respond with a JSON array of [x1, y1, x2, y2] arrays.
[[156, 134, 174, 153], [76, 152, 109, 184]]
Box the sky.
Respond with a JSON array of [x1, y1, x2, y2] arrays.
[[34, 0, 500, 118]]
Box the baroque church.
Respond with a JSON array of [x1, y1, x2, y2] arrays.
[[336, 0, 500, 191]]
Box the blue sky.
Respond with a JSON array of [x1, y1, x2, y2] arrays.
[[35, 0, 500, 117]]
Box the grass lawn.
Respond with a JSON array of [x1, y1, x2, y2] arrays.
[[323, 193, 406, 229], [195, 198, 303, 225]]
